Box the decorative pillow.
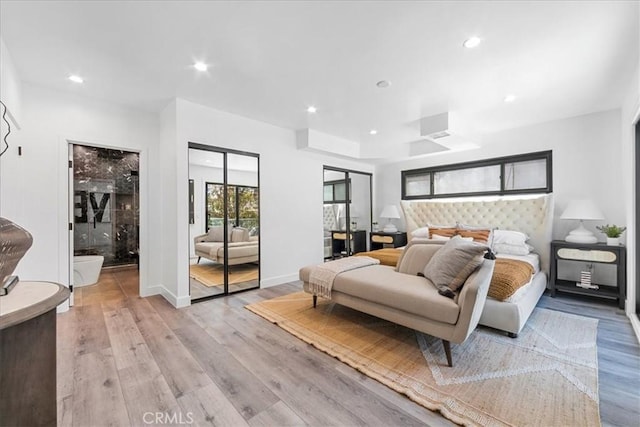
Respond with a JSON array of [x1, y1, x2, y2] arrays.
[[411, 227, 430, 238], [431, 234, 473, 242], [207, 226, 225, 242], [429, 227, 457, 239], [423, 236, 488, 298], [492, 230, 528, 246], [457, 229, 492, 243], [493, 242, 533, 256], [231, 227, 250, 243]]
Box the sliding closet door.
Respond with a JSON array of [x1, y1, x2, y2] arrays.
[[227, 153, 260, 294], [636, 120, 639, 318], [189, 144, 260, 302], [189, 148, 227, 300], [323, 166, 372, 258]]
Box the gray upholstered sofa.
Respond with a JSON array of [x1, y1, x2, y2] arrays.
[[194, 226, 259, 265], [299, 240, 495, 366]]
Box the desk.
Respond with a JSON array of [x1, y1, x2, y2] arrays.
[[0, 281, 69, 426]]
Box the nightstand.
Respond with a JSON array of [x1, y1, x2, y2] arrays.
[[549, 240, 626, 308], [370, 231, 408, 250], [331, 230, 366, 257]]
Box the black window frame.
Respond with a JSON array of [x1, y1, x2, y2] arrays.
[[401, 150, 552, 200], [205, 182, 259, 231], [323, 178, 352, 204]]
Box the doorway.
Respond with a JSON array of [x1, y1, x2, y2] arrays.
[[323, 166, 372, 259], [188, 143, 260, 301], [69, 144, 140, 305]]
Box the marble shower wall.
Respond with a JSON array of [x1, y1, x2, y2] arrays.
[[73, 145, 139, 266]]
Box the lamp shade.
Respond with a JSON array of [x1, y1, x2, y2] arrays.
[[560, 199, 604, 221], [380, 204, 401, 219]]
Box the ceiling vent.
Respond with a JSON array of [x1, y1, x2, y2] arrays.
[[415, 112, 478, 155]]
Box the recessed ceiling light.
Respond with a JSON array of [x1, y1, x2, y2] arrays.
[[376, 80, 391, 88], [307, 106, 317, 113], [463, 36, 482, 49], [194, 62, 208, 71], [504, 94, 516, 103], [369, 129, 378, 135], [68, 75, 83, 83]]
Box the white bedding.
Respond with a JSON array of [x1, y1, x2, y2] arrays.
[[495, 252, 540, 274]]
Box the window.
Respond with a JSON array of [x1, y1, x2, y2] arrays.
[[323, 179, 351, 203], [206, 182, 259, 230], [401, 150, 552, 199]]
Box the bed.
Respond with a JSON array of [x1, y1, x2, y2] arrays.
[[389, 194, 554, 337]]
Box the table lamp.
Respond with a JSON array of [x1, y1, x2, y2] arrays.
[[380, 204, 401, 233], [560, 199, 604, 243]]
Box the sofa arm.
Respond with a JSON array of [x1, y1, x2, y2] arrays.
[[194, 233, 209, 244], [451, 258, 495, 343]]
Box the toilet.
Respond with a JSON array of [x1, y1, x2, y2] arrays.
[[73, 255, 104, 287]]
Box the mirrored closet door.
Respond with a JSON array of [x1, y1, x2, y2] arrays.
[[323, 166, 372, 259], [189, 144, 260, 301]]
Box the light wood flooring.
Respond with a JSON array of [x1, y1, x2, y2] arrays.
[[189, 260, 259, 300], [59, 269, 640, 426]]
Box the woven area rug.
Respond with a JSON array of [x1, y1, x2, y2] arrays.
[[246, 292, 600, 427], [189, 263, 258, 287]]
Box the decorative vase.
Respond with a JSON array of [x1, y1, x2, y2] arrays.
[[606, 237, 620, 246], [0, 217, 33, 285]]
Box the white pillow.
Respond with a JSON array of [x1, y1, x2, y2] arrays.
[[492, 230, 528, 246], [431, 234, 473, 242], [494, 242, 534, 256], [411, 227, 430, 238]]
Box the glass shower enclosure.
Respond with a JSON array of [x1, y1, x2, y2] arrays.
[[72, 145, 140, 266]]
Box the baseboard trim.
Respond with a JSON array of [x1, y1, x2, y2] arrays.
[[260, 273, 300, 288], [629, 312, 640, 345], [141, 284, 190, 308]]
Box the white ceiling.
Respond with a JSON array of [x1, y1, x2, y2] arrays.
[[1, 1, 638, 161]]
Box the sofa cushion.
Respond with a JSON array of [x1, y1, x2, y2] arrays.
[[207, 226, 227, 242], [423, 236, 488, 297], [231, 227, 250, 242], [195, 241, 223, 256], [330, 265, 460, 325]]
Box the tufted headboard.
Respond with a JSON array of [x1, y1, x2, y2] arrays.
[[323, 204, 339, 231], [400, 194, 554, 272]]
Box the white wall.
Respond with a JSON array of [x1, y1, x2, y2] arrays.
[[376, 109, 625, 243], [164, 98, 373, 305], [0, 84, 161, 310], [0, 36, 22, 127]]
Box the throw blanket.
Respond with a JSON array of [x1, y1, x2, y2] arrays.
[[355, 248, 403, 266], [309, 256, 380, 299], [488, 258, 535, 301]]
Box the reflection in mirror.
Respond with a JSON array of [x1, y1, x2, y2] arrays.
[[323, 167, 372, 260], [188, 148, 260, 301], [227, 153, 259, 295]]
